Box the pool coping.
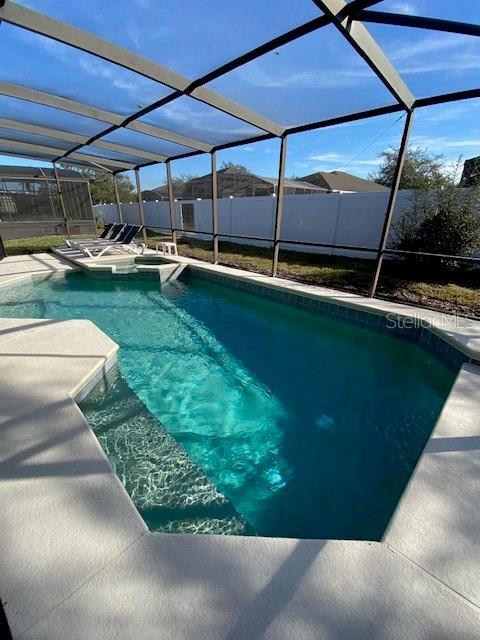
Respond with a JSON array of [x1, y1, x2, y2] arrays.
[[0, 254, 479, 638], [164, 254, 480, 362], [52, 246, 480, 364]]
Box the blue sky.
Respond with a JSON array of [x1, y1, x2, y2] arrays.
[[1, 0, 479, 189]]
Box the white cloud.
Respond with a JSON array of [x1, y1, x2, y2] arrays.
[[389, 35, 461, 64], [160, 101, 255, 135], [419, 102, 480, 124], [354, 158, 382, 166], [399, 54, 480, 76], [78, 59, 135, 92], [382, 1, 418, 14], [303, 151, 390, 174], [384, 30, 480, 78], [410, 135, 480, 150], [309, 164, 337, 172], [238, 61, 370, 90], [16, 27, 162, 103], [308, 152, 345, 161], [292, 161, 311, 169]]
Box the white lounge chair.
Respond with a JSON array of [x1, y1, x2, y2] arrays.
[[82, 225, 145, 258], [65, 223, 125, 248]]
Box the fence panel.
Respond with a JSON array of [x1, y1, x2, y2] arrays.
[[94, 190, 417, 258]]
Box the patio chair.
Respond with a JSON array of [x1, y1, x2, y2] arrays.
[[73, 224, 133, 252], [63, 224, 131, 254], [82, 225, 145, 258], [65, 223, 124, 248], [98, 223, 114, 239]]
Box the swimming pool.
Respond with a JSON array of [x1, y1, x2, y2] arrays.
[[0, 271, 456, 540]]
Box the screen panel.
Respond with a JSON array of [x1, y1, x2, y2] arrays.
[[78, 145, 153, 166], [371, 0, 480, 23], [0, 95, 110, 136], [100, 128, 196, 158], [216, 138, 282, 200], [66, 154, 133, 171], [0, 146, 56, 162], [205, 25, 395, 127], [139, 96, 266, 146], [0, 153, 53, 168], [285, 111, 405, 185], [410, 98, 480, 170], [0, 23, 172, 116], [0, 127, 74, 150], [366, 23, 480, 98], [16, 0, 323, 79], [136, 164, 168, 202]]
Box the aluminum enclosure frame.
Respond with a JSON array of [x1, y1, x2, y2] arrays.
[[0, 0, 478, 295]]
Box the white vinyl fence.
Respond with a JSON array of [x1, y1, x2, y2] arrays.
[[94, 190, 416, 259]]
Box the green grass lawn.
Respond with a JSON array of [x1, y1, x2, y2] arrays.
[[4, 234, 479, 318], [157, 237, 480, 318], [4, 234, 91, 255]]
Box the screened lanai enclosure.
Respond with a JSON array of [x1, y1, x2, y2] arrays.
[[0, 166, 95, 238], [0, 0, 479, 295]]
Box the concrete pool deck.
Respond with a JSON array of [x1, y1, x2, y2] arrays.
[[0, 252, 479, 638], [0, 253, 78, 289]]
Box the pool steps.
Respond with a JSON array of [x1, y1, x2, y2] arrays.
[[94, 260, 186, 284], [52, 246, 186, 283], [80, 365, 251, 536]]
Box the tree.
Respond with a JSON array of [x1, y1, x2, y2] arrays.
[[220, 161, 250, 174], [394, 161, 480, 260], [369, 147, 448, 190], [58, 164, 136, 204], [171, 174, 197, 191]]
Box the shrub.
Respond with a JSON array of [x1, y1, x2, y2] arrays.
[[94, 211, 105, 229], [394, 167, 480, 265]]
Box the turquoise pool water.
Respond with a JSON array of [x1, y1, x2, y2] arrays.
[[0, 272, 455, 539]]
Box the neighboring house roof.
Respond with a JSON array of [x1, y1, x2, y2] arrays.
[[141, 188, 169, 200], [172, 167, 327, 191], [147, 167, 328, 199], [258, 175, 328, 192], [0, 165, 87, 181], [300, 171, 389, 192]]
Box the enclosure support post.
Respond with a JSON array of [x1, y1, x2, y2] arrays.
[[85, 179, 96, 237], [40, 168, 58, 224], [113, 173, 123, 223], [134, 168, 148, 245], [53, 162, 70, 239], [211, 151, 219, 264], [166, 161, 177, 244], [271, 136, 288, 277], [369, 110, 414, 297]]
